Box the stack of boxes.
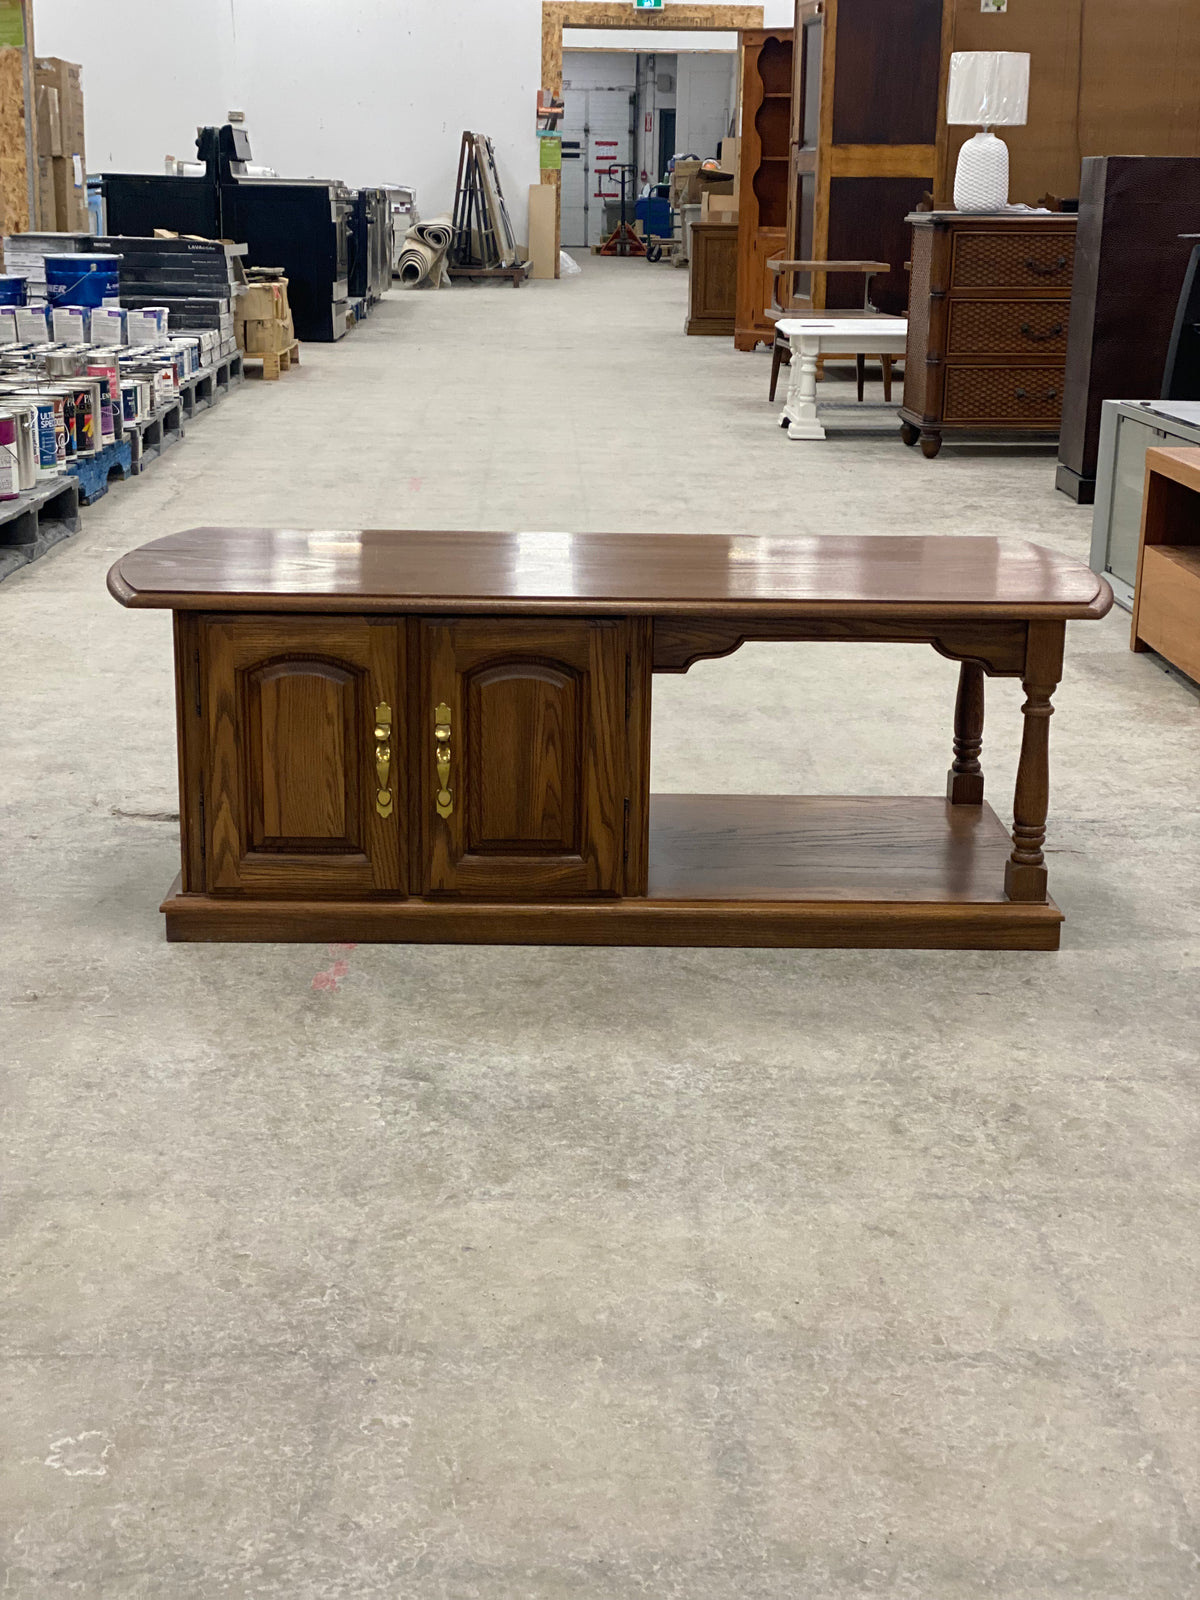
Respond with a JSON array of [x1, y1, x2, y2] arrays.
[[88, 236, 245, 361], [237, 275, 295, 359], [34, 58, 87, 234]]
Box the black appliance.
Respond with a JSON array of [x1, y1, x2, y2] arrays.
[[99, 123, 354, 342], [350, 187, 391, 303]]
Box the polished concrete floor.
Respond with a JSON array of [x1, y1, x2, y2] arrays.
[[2, 257, 1198, 1598]]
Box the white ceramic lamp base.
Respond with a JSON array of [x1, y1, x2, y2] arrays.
[[953, 130, 1010, 212]]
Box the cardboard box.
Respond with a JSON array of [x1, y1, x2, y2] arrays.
[[701, 191, 738, 222], [669, 159, 703, 209], [50, 153, 88, 232], [698, 169, 734, 193], [35, 157, 57, 231], [241, 316, 295, 355], [36, 85, 61, 157], [239, 281, 289, 322], [527, 183, 556, 280]]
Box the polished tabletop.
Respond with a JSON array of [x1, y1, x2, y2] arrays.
[[108, 528, 1113, 620]]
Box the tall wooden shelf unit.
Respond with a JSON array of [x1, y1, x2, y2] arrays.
[[781, 0, 947, 319], [734, 27, 794, 351]]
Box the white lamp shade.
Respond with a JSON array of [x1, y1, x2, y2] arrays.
[[946, 51, 1030, 127]]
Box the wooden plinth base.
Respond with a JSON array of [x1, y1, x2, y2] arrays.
[[161, 796, 1062, 949]]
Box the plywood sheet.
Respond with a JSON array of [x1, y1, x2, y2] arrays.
[[0, 45, 29, 237]]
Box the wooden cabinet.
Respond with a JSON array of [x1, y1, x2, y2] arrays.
[[782, 0, 945, 320], [734, 28, 793, 351], [198, 615, 405, 896], [1055, 156, 1200, 504], [113, 526, 1111, 950], [899, 212, 1077, 458], [418, 619, 630, 899], [1131, 447, 1200, 685], [686, 221, 739, 336]]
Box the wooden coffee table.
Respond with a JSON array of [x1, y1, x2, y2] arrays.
[[108, 528, 1112, 949]]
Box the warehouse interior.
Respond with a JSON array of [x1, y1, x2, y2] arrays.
[[2, 1, 1199, 1596]]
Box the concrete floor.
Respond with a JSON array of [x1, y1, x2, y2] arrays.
[[2, 256, 1199, 1598]]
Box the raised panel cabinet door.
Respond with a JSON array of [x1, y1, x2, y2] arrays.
[[419, 619, 628, 898], [200, 615, 404, 897]]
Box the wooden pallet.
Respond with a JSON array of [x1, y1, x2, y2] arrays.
[[448, 262, 529, 287], [245, 341, 301, 381]]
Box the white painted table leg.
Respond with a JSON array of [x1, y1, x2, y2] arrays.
[[785, 335, 826, 441]]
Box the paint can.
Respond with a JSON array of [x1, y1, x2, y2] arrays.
[[71, 383, 96, 454], [88, 359, 120, 442], [0, 274, 28, 306], [13, 403, 39, 490], [31, 398, 60, 477], [44, 254, 122, 308], [121, 380, 139, 424], [0, 411, 21, 499]]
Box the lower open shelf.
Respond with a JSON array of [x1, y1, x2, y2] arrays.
[[162, 795, 1063, 948]]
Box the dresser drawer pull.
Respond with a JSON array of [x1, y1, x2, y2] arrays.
[[1020, 322, 1064, 342], [1015, 387, 1058, 402], [1025, 255, 1068, 277]]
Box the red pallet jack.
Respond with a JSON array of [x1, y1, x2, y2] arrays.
[[598, 163, 646, 258]]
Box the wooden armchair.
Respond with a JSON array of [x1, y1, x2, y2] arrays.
[[766, 258, 895, 404]]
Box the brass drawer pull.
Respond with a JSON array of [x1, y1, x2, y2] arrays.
[[1025, 255, 1067, 276], [374, 702, 393, 818], [1015, 387, 1058, 402], [434, 701, 453, 818], [1020, 322, 1064, 342]]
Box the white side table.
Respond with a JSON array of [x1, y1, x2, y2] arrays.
[[777, 316, 909, 441]]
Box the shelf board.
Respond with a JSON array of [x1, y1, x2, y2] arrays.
[[647, 793, 1017, 903]]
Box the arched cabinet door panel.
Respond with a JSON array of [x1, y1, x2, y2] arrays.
[[200, 615, 404, 896], [419, 619, 627, 898]]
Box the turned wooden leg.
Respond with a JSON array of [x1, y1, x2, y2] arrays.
[[919, 429, 942, 458], [1005, 624, 1065, 903], [881, 354, 893, 403], [786, 336, 826, 440], [946, 661, 985, 805]]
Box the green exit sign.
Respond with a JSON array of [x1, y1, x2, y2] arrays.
[[634, 0, 665, 10]]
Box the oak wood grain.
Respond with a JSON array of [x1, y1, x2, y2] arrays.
[[109, 531, 1112, 621], [200, 615, 404, 898], [419, 618, 627, 899]]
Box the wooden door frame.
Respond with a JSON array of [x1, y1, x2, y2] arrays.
[[540, 1, 764, 275]]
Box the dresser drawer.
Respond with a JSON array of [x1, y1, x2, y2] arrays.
[[943, 366, 1064, 425], [947, 299, 1070, 357], [950, 230, 1075, 290]]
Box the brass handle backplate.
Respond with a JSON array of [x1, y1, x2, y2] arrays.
[[1025, 254, 1067, 276], [434, 701, 453, 818], [374, 701, 393, 818]]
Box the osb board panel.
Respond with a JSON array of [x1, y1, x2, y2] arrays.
[[0, 45, 29, 238], [939, 0, 1200, 206], [541, 2, 763, 89]]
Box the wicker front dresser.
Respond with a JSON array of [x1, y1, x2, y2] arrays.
[[899, 212, 1079, 458]]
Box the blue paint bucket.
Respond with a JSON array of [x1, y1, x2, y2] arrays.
[[44, 254, 122, 308], [0, 274, 27, 305]]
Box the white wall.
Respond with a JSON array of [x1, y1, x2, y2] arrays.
[[32, 0, 792, 243], [675, 53, 737, 160]]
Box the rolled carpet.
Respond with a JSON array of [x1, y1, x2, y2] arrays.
[[414, 212, 454, 251]]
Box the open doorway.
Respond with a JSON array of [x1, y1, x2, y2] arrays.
[[559, 40, 737, 251], [541, 3, 765, 273]]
